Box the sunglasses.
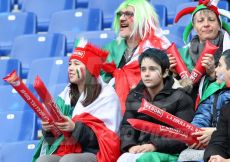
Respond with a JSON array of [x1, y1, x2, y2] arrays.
[[117, 11, 134, 18]]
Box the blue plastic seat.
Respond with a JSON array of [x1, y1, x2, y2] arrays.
[[77, 30, 116, 48], [154, 4, 167, 27], [49, 83, 68, 101], [0, 85, 29, 112], [10, 33, 66, 78], [76, 0, 88, 8], [0, 58, 21, 86], [150, 0, 192, 25], [0, 12, 36, 56], [0, 0, 12, 13], [48, 8, 102, 52], [0, 140, 39, 162], [26, 57, 69, 89], [0, 110, 37, 142], [21, 0, 75, 31], [162, 25, 187, 48], [88, 0, 123, 29]]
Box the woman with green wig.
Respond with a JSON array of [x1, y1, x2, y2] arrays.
[[100, 0, 170, 114]]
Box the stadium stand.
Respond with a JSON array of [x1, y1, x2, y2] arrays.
[[0, 140, 38, 162], [0, 110, 37, 143], [48, 8, 103, 52], [77, 30, 116, 48], [10, 33, 66, 78], [21, 0, 75, 32], [0, 12, 36, 56], [87, 0, 123, 29], [154, 4, 167, 27], [0, 85, 28, 112], [0, 58, 21, 86], [150, 0, 192, 25], [26, 56, 69, 88]]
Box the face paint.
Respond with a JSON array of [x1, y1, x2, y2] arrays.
[[76, 68, 81, 79]]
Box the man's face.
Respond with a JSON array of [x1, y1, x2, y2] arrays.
[[117, 6, 135, 38], [215, 56, 230, 84], [140, 58, 164, 89], [193, 10, 220, 42]]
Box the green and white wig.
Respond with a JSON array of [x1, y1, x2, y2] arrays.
[[113, 0, 160, 40], [174, 0, 230, 44]]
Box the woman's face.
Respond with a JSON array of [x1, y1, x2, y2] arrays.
[[193, 10, 220, 42], [68, 59, 86, 84], [215, 56, 230, 84], [118, 6, 135, 38]]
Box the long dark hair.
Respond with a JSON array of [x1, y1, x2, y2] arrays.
[[69, 69, 102, 107]]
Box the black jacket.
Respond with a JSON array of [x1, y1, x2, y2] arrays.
[[204, 103, 230, 162], [120, 76, 195, 154]]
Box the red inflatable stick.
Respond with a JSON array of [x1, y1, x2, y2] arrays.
[[190, 41, 218, 84], [128, 119, 199, 145], [167, 43, 190, 79], [138, 99, 201, 135], [34, 76, 70, 137], [3, 70, 62, 137]]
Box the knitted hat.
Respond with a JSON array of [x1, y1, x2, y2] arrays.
[[174, 0, 230, 44], [69, 39, 109, 78]]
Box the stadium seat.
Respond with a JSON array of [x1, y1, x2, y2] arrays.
[[0, 110, 37, 143], [154, 4, 167, 27], [0, 140, 39, 162], [26, 57, 69, 89], [150, 0, 192, 25], [0, 0, 12, 13], [162, 25, 187, 48], [0, 12, 36, 56], [0, 58, 21, 86], [76, 0, 88, 8], [21, 0, 75, 31], [88, 0, 123, 29], [77, 30, 116, 48], [10, 33, 66, 78], [48, 8, 102, 52], [49, 83, 68, 101], [0, 85, 29, 112]]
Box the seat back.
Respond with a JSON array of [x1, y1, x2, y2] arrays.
[[0, 110, 37, 142], [0, 12, 36, 56], [0, 140, 39, 162], [154, 4, 167, 27], [0, 0, 12, 12], [21, 0, 75, 31], [48, 8, 102, 52], [10, 33, 66, 78]]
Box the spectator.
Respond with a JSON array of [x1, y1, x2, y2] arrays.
[[100, 0, 171, 114], [118, 48, 194, 162], [178, 49, 230, 161], [33, 40, 122, 162], [169, 0, 230, 104]]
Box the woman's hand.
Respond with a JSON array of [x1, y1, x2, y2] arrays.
[[209, 155, 230, 162], [55, 116, 75, 132], [201, 54, 215, 78], [41, 121, 53, 132], [128, 144, 156, 154]]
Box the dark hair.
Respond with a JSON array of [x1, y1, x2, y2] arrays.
[[138, 48, 169, 74], [69, 69, 101, 107], [222, 49, 230, 70]]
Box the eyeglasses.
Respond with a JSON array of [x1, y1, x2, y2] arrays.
[[117, 11, 134, 18]]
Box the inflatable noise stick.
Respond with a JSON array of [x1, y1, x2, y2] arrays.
[[128, 119, 199, 145], [190, 40, 218, 84], [167, 43, 190, 79], [3, 70, 62, 137], [138, 99, 202, 136], [34, 76, 70, 137]]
